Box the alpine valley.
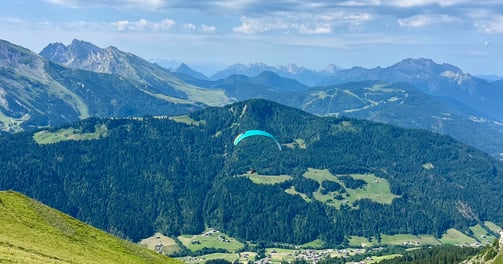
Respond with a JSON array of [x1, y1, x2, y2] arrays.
[[2, 38, 503, 262]]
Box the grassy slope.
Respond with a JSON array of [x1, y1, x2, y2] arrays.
[[0, 190, 180, 264], [302, 168, 399, 209]]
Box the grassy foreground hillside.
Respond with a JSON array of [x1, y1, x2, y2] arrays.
[[0, 190, 179, 264]]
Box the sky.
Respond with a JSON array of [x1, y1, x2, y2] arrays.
[[0, 0, 502, 76]]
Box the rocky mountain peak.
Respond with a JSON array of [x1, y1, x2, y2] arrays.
[[0, 39, 41, 68], [175, 63, 208, 80], [39, 39, 102, 67], [391, 58, 463, 75], [0, 39, 45, 78], [40, 40, 131, 74]]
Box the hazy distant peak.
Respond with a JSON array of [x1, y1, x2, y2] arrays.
[[175, 62, 208, 80], [68, 39, 101, 56], [392, 58, 462, 73], [322, 64, 342, 74], [176, 63, 191, 71], [278, 63, 305, 74], [211, 62, 342, 85], [70, 39, 98, 48]]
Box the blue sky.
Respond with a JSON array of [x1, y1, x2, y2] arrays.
[[1, 0, 502, 76]]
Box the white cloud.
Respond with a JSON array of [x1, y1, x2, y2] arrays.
[[232, 10, 374, 35], [398, 14, 456, 28], [201, 24, 217, 34], [43, 0, 503, 35], [388, 0, 469, 7], [45, 0, 168, 9], [45, 0, 79, 7], [475, 15, 503, 34], [183, 23, 197, 32], [113, 18, 175, 32], [233, 16, 288, 34], [233, 15, 331, 35], [182, 23, 218, 34], [345, 13, 373, 21], [398, 15, 433, 27], [298, 25, 332, 34]]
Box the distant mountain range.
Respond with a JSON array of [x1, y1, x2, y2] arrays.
[[207, 58, 503, 122], [1, 38, 503, 158], [177, 64, 503, 158], [208, 62, 340, 86], [320, 58, 503, 122]]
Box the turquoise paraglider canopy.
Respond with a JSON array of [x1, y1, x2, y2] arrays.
[[233, 130, 281, 150]]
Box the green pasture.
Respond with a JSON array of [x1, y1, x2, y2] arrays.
[[266, 248, 299, 263], [177, 229, 244, 252], [139, 232, 181, 255], [439, 229, 478, 245], [168, 115, 205, 126], [177, 252, 244, 264], [33, 125, 108, 144], [300, 239, 325, 248], [244, 172, 293, 185], [349, 234, 442, 248], [284, 186, 312, 202], [379, 234, 440, 246], [0, 112, 29, 133], [470, 224, 498, 245], [483, 221, 502, 233], [303, 168, 399, 209]]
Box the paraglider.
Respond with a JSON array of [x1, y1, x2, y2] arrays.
[[233, 130, 281, 150]]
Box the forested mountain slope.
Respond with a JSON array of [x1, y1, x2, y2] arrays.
[[1, 99, 502, 247], [282, 81, 503, 158]]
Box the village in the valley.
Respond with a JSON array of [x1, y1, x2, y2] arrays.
[[140, 228, 503, 264]]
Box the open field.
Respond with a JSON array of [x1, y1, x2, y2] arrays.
[[380, 234, 441, 246], [243, 172, 293, 185], [303, 168, 400, 208], [178, 252, 253, 264], [177, 229, 244, 252], [168, 115, 205, 126], [470, 224, 498, 245], [484, 221, 503, 233], [284, 186, 312, 202], [0, 111, 29, 133], [140, 232, 181, 255], [439, 229, 478, 245], [348, 228, 496, 249], [34, 125, 108, 144], [350, 234, 442, 247]]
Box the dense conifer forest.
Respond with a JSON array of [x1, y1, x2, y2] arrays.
[[1, 99, 502, 245]]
